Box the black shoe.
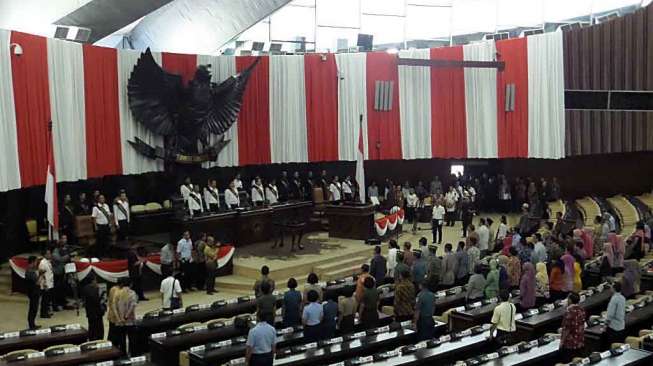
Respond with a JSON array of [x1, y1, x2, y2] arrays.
[[30, 325, 41, 330], [139, 297, 149, 301]]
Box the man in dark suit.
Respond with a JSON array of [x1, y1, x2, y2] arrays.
[[81, 274, 105, 340]]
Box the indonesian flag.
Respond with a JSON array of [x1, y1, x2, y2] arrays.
[[356, 114, 365, 203], [45, 121, 58, 239]]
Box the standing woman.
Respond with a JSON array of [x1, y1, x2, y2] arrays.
[[358, 277, 379, 330], [572, 255, 583, 293], [600, 243, 615, 279], [484, 259, 500, 299], [506, 248, 522, 290], [549, 259, 566, 301], [203, 237, 219, 295], [609, 233, 625, 271], [535, 262, 550, 305], [622, 259, 641, 298], [560, 244, 576, 295], [519, 263, 536, 311], [387, 240, 399, 279]]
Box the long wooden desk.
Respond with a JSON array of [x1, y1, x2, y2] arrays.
[[367, 330, 494, 366], [155, 313, 392, 366], [0, 347, 122, 366], [169, 201, 313, 245], [558, 348, 653, 366], [515, 289, 612, 341], [585, 303, 653, 352], [0, 328, 88, 355], [479, 339, 560, 366], [450, 297, 520, 332], [324, 204, 375, 240]]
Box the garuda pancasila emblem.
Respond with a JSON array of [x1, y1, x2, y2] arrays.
[[127, 48, 258, 164]]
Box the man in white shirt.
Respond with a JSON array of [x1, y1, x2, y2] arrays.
[[39, 249, 54, 318], [265, 180, 279, 205], [113, 189, 130, 241], [431, 200, 445, 244], [477, 218, 490, 254], [251, 177, 265, 206], [180, 177, 193, 202], [177, 231, 193, 291], [224, 181, 240, 210], [329, 176, 342, 202], [160, 270, 182, 310], [232, 173, 243, 190], [444, 187, 458, 227], [342, 176, 353, 201], [91, 194, 112, 257], [204, 179, 220, 212], [188, 185, 204, 218]]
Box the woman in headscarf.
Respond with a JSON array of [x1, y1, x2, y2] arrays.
[[560, 244, 576, 294], [507, 247, 522, 290], [535, 262, 549, 305], [600, 242, 615, 279], [622, 259, 641, 298], [520, 263, 536, 310], [497, 255, 511, 291], [629, 223, 647, 260], [610, 232, 625, 270], [549, 259, 566, 301], [484, 259, 500, 299], [572, 254, 583, 293], [573, 228, 594, 259]]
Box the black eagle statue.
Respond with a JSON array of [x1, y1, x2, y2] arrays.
[[127, 48, 259, 163]]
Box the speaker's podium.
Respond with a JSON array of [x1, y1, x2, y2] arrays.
[[324, 203, 374, 240]]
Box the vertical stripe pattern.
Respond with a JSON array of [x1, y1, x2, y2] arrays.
[[0, 29, 21, 191], [236, 56, 271, 165], [398, 48, 432, 160], [304, 54, 339, 162], [464, 41, 498, 158], [269, 55, 308, 163], [336, 53, 368, 161]]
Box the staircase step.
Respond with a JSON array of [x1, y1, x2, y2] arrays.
[[0, 293, 27, 303], [322, 265, 362, 282], [315, 256, 368, 275], [215, 275, 307, 293]]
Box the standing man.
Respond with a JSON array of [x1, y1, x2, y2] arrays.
[[319, 170, 329, 201], [444, 187, 457, 227], [194, 233, 207, 291], [92, 194, 112, 257], [204, 236, 219, 295], [303, 171, 314, 201], [431, 199, 445, 244], [180, 177, 193, 203], [177, 231, 194, 292], [342, 176, 353, 202], [232, 173, 244, 191], [393, 270, 415, 322], [25, 256, 41, 329], [489, 290, 517, 346], [39, 249, 54, 319], [188, 185, 204, 217], [265, 179, 279, 205], [369, 246, 387, 286], [251, 177, 266, 206], [254, 266, 276, 298], [52, 235, 73, 311], [245, 313, 277, 366], [291, 172, 303, 200], [477, 218, 490, 256], [204, 179, 220, 212], [159, 242, 176, 278], [414, 279, 436, 341], [113, 190, 130, 241], [329, 176, 342, 202], [81, 274, 105, 340], [224, 181, 241, 210], [60, 194, 76, 244], [127, 246, 148, 301], [605, 282, 626, 346], [278, 171, 290, 202], [160, 268, 183, 310]]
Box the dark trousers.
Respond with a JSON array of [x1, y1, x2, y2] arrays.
[[558, 347, 585, 363], [95, 224, 110, 257], [304, 324, 321, 341], [445, 211, 455, 226], [432, 219, 443, 243], [117, 220, 129, 241], [160, 263, 173, 277], [180, 260, 193, 290], [339, 315, 355, 334], [28, 292, 40, 328], [395, 314, 413, 323], [131, 274, 145, 300], [462, 220, 471, 237], [195, 262, 206, 290], [416, 316, 435, 341], [206, 262, 216, 293], [406, 207, 416, 223], [53, 274, 67, 307], [606, 327, 626, 348], [209, 203, 219, 212], [108, 323, 127, 355], [40, 288, 52, 317], [87, 316, 104, 340], [250, 353, 274, 366]]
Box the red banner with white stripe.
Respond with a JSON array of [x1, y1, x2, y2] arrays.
[[0, 28, 566, 192]]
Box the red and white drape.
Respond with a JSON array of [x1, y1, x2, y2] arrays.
[[9, 245, 235, 283], [374, 208, 405, 237], [0, 28, 566, 193]]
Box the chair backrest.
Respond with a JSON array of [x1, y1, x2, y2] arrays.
[[177, 322, 202, 331], [44, 344, 75, 353], [1, 349, 38, 361], [163, 199, 172, 209], [25, 219, 37, 237], [313, 188, 324, 204], [145, 202, 163, 211], [131, 204, 146, 213]]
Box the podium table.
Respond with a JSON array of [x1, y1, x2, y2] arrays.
[[324, 204, 375, 240]]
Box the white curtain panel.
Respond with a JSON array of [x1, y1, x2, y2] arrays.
[[0, 29, 21, 191], [335, 53, 368, 161], [117, 49, 165, 175], [528, 31, 566, 159], [47, 38, 87, 182], [197, 54, 239, 168], [398, 48, 432, 160], [269, 55, 308, 163], [463, 41, 498, 159]]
